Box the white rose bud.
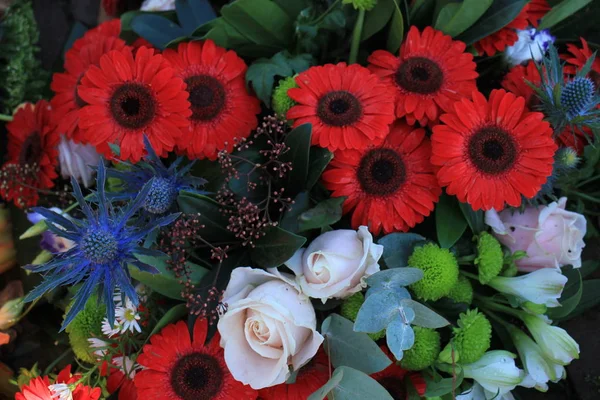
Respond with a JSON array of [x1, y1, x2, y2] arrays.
[[285, 226, 383, 303], [218, 267, 323, 390]]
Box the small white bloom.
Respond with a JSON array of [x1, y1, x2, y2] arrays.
[[521, 314, 579, 365], [140, 0, 176, 11], [49, 383, 73, 400], [115, 299, 142, 334], [487, 269, 567, 307], [113, 356, 142, 379], [457, 383, 516, 400], [462, 351, 524, 395], [505, 28, 555, 67], [507, 325, 557, 391], [101, 318, 121, 338], [87, 337, 109, 358], [57, 135, 101, 188]]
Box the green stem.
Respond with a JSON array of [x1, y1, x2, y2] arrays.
[[563, 189, 600, 204], [0, 114, 13, 122], [474, 295, 523, 319], [457, 254, 476, 264], [348, 9, 366, 64], [43, 348, 73, 376], [460, 271, 479, 281], [312, 0, 341, 25], [577, 174, 600, 188]]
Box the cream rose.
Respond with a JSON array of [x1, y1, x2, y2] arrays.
[[485, 197, 586, 271], [217, 267, 323, 389], [285, 226, 383, 302]]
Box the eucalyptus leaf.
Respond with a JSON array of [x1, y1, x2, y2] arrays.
[[355, 290, 404, 333], [332, 367, 394, 400], [379, 233, 427, 268], [367, 268, 424, 292], [401, 299, 450, 328], [322, 314, 391, 374], [250, 226, 306, 268], [436, 193, 467, 249], [307, 368, 344, 400], [298, 197, 345, 232], [386, 318, 415, 360]]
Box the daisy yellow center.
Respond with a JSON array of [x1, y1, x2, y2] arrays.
[[395, 57, 444, 95], [468, 126, 518, 175], [357, 148, 406, 196], [185, 75, 226, 121], [170, 352, 223, 400], [124, 308, 137, 322], [109, 83, 156, 129], [317, 90, 362, 126], [19, 132, 42, 167]]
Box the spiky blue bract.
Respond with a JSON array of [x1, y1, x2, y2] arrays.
[[24, 161, 180, 331], [107, 137, 206, 215], [561, 77, 595, 119]]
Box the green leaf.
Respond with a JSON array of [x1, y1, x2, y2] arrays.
[[434, 0, 493, 37], [307, 368, 344, 400], [329, 367, 394, 400], [456, 0, 528, 45], [539, 0, 594, 29], [401, 298, 450, 328], [362, 0, 395, 41], [386, 0, 404, 53], [436, 193, 467, 248], [298, 197, 345, 232], [272, 0, 308, 18], [355, 288, 413, 333], [221, 0, 293, 48], [580, 260, 600, 279], [386, 318, 415, 360], [129, 256, 209, 300], [568, 279, 600, 318], [322, 314, 391, 374], [547, 269, 582, 320], [149, 303, 187, 336], [250, 226, 306, 268], [410, 0, 436, 25], [459, 201, 486, 234], [367, 268, 424, 292], [306, 147, 333, 189], [131, 14, 185, 49], [177, 192, 233, 241], [281, 123, 312, 195], [175, 0, 216, 35], [424, 368, 464, 397], [379, 233, 427, 268], [246, 51, 313, 106], [63, 21, 87, 55], [280, 191, 311, 232]]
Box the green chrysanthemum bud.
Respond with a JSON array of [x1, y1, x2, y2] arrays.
[[400, 327, 441, 371], [556, 147, 580, 169], [446, 274, 473, 304], [340, 292, 385, 340], [475, 232, 503, 284], [408, 243, 459, 301], [65, 295, 106, 363], [451, 309, 492, 364], [342, 0, 378, 11], [272, 76, 298, 119], [561, 77, 595, 119]]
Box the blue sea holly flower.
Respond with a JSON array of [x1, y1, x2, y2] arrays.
[[107, 137, 206, 215], [24, 162, 180, 330]]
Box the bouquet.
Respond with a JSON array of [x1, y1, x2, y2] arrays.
[[1, 0, 599, 399]]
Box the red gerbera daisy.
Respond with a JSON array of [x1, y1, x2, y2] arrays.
[[502, 61, 590, 153], [258, 348, 330, 400], [368, 26, 478, 126], [371, 346, 426, 400], [431, 89, 557, 211], [474, 4, 530, 56], [162, 40, 261, 160], [287, 63, 395, 151], [78, 46, 191, 162], [107, 356, 140, 400], [72, 20, 122, 53], [16, 365, 101, 400], [0, 101, 59, 208], [51, 35, 127, 141], [527, 0, 551, 27], [563, 38, 600, 85], [134, 319, 257, 400], [322, 120, 441, 235]]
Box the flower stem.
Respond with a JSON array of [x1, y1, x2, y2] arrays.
[[460, 271, 479, 280], [348, 9, 366, 64], [312, 0, 341, 25], [0, 114, 13, 122], [563, 189, 600, 204], [457, 254, 476, 264], [43, 348, 73, 376], [474, 295, 523, 319], [576, 174, 600, 188]]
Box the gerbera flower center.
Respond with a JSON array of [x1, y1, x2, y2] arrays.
[[185, 75, 226, 121], [376, 377, 406, 400], [170, 353, 223, 400], [19, 132, 42, 167], [468, 126, 518, 175], [357, 148, 406, 196], [81, 229, 119, 264], [395, 57, 444, 94], [109, 83, 156, 129], [317, 90, 362, 126]]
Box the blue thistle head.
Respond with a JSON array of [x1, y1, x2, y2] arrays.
[[24, 161, 180, 330], [561, 77, 595, 119], [107, 137, 206, 215]]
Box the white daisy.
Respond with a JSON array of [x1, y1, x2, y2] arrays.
[[48, 383, 73, 400], [101, 318, 121, 338], [87, 337, 109, 358], [115, 299, 142, 334], [113, 356, 142, 379]]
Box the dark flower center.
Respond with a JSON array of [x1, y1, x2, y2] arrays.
[[74, 74, 87, 108], [81, 229, 118, 264], [317, 90, 362, 126], [395, 57, 444, 94], [468, 126, 518, 175], [19, 132, 42, 167], [357, 148, 406, 196], [185, 75, 226, 121], [377, 377, 406, 400], [170, 352, 223, 400], [109, 83, 156, 129]]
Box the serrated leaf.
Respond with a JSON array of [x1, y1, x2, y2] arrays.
[[456, 0, 528, 45], [539, 0, 593, 29], [322, 314, 391, 374], [436, 193, 467, 248], [298, 197, 344, 232], [250, 226, 306, 268], [386, 318, 415, 360], [435, 0, 493, 37], [401, 298, 450, 328], [379, 233, 427, 268]]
